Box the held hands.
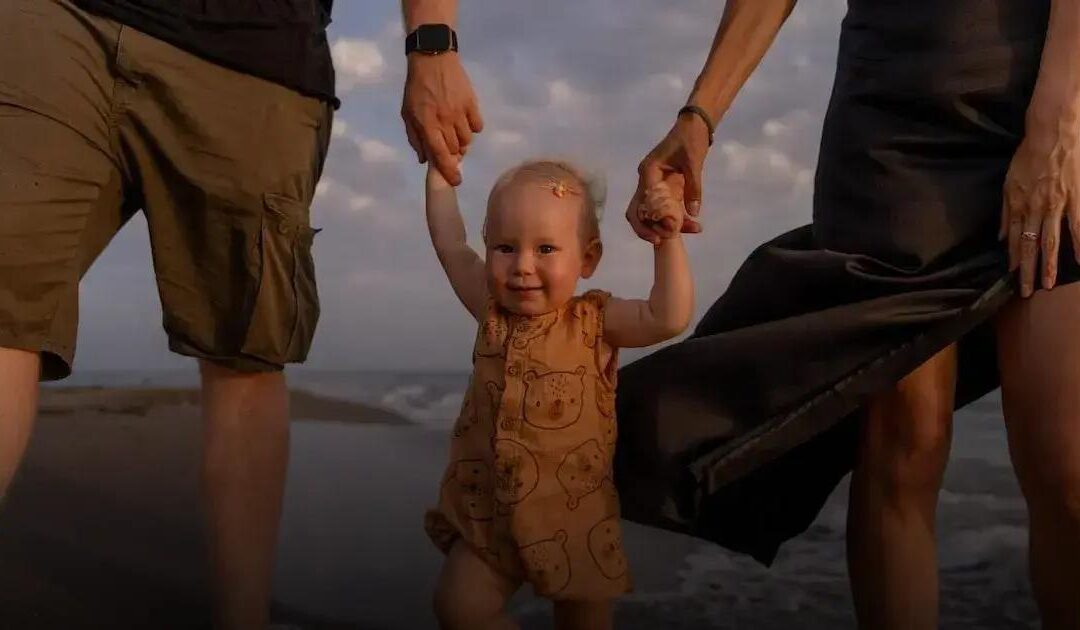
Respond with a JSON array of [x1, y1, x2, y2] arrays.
[[1000, 116, 1080, 297], [637, 181, 685, 240], [627, 113, 710, 244], [426, 153, 462, 192], [403, 53, 483, 187]]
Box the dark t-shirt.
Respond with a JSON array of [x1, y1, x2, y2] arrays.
[[73, 0, 337, 106]]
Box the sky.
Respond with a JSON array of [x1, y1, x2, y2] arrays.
[[75, 0, 848, 372]]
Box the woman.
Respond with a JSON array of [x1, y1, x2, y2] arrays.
[[615, 1, 1080, 628]]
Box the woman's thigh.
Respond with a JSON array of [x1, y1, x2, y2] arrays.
[[996, 282, 1080, 499]]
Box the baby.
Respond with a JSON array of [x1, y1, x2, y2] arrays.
[[423, 157, 693, 630]]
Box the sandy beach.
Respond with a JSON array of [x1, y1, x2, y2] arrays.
[[0, 382, 1041, 629], [0, 387, 403, 629]]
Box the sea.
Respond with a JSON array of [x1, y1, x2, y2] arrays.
[[50, 370, 1038, 629]]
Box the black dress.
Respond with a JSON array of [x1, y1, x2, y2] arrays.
[[614, 0, 1068, 565]]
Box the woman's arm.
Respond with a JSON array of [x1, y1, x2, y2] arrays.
[[688, 0, 800, 126], [606, 185, 695, 348], [629, 0, 799, 243], [1001, 0, 1080, 296], [1026, 0, 1080, 132], [425, 163, 488, 320]]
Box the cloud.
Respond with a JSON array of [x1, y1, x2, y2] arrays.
[[332, 38, 386, 91], [76, 0, 850, 371], [490, 129, 525, 149], [358, 139, 400, 163]]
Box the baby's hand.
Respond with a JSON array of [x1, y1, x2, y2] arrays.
[[426, 154, 463, 191], [638, 182, 684, 239]]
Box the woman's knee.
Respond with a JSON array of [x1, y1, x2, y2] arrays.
[[1017, 455, 1080, 523], [862, 413, 952, 497], [861, 355, 956, 496]]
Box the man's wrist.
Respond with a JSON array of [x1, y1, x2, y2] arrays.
[[405, 24, 458, 56], [402, 0, 456, 31]]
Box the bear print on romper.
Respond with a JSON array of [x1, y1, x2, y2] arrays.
[[425, 291, 631, 599]]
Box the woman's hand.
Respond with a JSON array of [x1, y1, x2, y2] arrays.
[[627, 114, 709, 244], [1000, 122, 1080, 297]]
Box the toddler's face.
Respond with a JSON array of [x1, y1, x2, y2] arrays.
[[484, 182, 599, 316]]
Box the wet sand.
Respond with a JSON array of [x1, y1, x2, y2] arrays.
[[0, 388, 404, 629]]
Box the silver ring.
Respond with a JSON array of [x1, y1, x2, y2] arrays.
[[1020, 231, 1039, 241]]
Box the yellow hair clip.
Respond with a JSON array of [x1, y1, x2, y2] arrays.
[[547, 178, 576, 198]]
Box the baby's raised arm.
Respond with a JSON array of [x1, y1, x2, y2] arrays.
[[604, 183, 694, 347], [426, 162, 488, 320]]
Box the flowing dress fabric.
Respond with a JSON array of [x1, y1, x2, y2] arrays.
[[614, 0, 1070, 564]]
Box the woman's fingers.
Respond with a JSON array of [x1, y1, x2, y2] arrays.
[[1040, 201, 1065, 290], [1018, 209, 1043, 298], [1069, 193, 1080, 266], [1005, 188, 1023, 271]]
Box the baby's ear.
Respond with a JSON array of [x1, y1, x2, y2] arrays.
[[580, 238, 603, 279]]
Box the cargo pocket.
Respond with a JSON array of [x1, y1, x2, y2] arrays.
[[240, 192, 321, 365]]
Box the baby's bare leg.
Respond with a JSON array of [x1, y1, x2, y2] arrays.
[[553, 599, 614, 630], [434, 540, 521, 630]]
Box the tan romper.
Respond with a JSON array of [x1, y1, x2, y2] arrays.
[[425, 290, 632, 600]]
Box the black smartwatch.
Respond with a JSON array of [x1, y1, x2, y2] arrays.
[[405, 24, 459, 55]]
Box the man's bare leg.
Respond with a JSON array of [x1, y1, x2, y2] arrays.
[[847, 344, 957, 630], [199, 360, 290, 630], [0, 348, 40, 499]]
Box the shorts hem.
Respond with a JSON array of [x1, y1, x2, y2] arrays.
[[0, 332, 74, 381], [167, 337, 286, 373]]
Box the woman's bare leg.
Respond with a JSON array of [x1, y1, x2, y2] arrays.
[[848, 344, 957, 630], [998, 283, 1080, 629]]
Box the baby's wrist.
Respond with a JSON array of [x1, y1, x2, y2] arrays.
[[653, 232, 682, 247], [426, 165, 452, 190]]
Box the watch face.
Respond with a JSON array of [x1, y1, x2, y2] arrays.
[[419, 25, 451, 51], [416, 24, 453, 53]]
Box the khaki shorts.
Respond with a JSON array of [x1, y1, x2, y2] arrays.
[[0, 0, 333, 379]]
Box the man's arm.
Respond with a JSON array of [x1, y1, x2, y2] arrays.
[[401, 0, 457, 27], [401, 0, 483, 186]]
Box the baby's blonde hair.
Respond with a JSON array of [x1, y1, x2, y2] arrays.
[[484, 158, 607, 242]]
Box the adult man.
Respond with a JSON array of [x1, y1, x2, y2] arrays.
[[0, 1, 334, 627]]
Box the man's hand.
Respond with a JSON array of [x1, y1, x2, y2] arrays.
[[402, 53, 483, 186], [627, 113, 709, 244]]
